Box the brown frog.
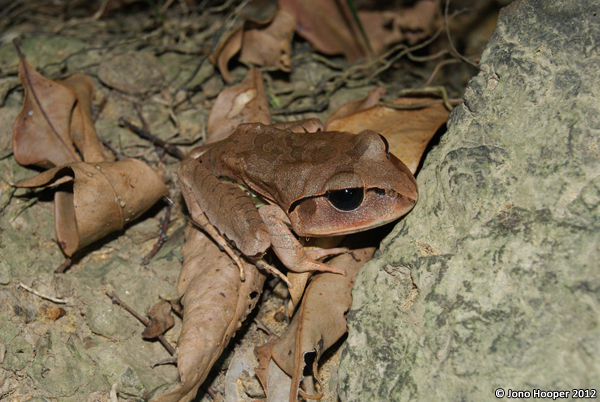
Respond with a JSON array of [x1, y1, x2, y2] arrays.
[[178, 120, 417, 279]]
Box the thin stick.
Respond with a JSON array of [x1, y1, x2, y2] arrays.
[[423, 58, 462, 87], [107, 292, 176, 355], [9, 197, 37, 223], [150, 356, 177, 368], [142, 200, 172, 265], [445, 0, 479, 68], [19, 282, 68, 304], [0, 186, 15, 214], [55, 257, 72, 274], [380, 98, 462, 111], [119, 118, 185, 160]]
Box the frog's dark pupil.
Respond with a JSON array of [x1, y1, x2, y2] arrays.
[[326, 188, 364, 211]]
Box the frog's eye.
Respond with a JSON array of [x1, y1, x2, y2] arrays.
[[326, 188, 364, 211], [378, 134, 390, 154]]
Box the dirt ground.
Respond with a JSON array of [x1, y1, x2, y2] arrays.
[[0, 1, 495, 400]]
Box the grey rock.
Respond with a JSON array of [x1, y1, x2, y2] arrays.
[[338, 0, 600, 401], [98, 52, 164, 95], [85, 299, 137, 341]]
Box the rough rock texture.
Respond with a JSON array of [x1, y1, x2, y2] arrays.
[[338, 0, 600, 400]]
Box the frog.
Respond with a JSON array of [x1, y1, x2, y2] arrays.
[[177, 119, 418, 280]]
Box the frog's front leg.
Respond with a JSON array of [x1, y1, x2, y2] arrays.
[[258, 205, 347, 276], [178, 157, 271, 280]]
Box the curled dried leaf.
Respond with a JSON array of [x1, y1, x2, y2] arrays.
[[14, 159, 167, 256], [324, 87, 386, 128], [206, 68, 271, 143], [325, 97, 449, 174], [209, 9, 296, 83], [151, 225, 266, 402], [271, 247, 376, 402], [239, 9, 296, 72], [13, 48, 81, 168], [58, 73, 114, 163]]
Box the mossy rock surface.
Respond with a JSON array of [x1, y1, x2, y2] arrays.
[[338, 0, 600, 400]]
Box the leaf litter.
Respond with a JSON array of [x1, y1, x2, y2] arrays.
[[0, 0, 502, 400]]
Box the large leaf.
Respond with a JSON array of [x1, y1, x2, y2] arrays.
[[270, 247, 376, 402], [151, 225, 266, 402], [325, 97, 449, 174]]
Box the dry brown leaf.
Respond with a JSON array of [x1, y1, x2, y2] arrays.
[[151, 224, 266, 402], [208, 25, 244, 85], [287, 271, 311, 315], [266, 359, 293, 402], [324, 86, 386, 128], [240, 9, 295, 72], [325, 97, 449, 174], [271, 117, 324, 133], [206, 67, 271, 143], [12, 47, 81, 168], [279, 0, 368, 61], [58, 73, 114, 163], [279, 0, 439, 61], [271, 247, 376, 402], [358, 0, 438, 52], [14, 159, 167, 256], [209, 9, 295, 84], [254, 336, 280, 392], [142, 299, 174, 339]]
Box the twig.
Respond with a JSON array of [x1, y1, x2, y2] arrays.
[[107, 291, 176, 355], [142, 199, 173, 265], [0, 186, 16, 215], [9, 196, 37, 223], [55, 257, 72, 274], [92, 97, 108, 122], [0, 148, 13, 160], [150, 356, 177, 368], [135, 103, 166, 160], [396, 86, 457, 111], [445, 0, 479, 68], [379, 98, 461, 111], [19, 282, 68, 304], [423, 58, 463, 87], [119, 118, 185, 160], [99, 138, 122, 160]]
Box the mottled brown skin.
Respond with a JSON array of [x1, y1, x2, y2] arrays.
[[178, 121, 417, 277]]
